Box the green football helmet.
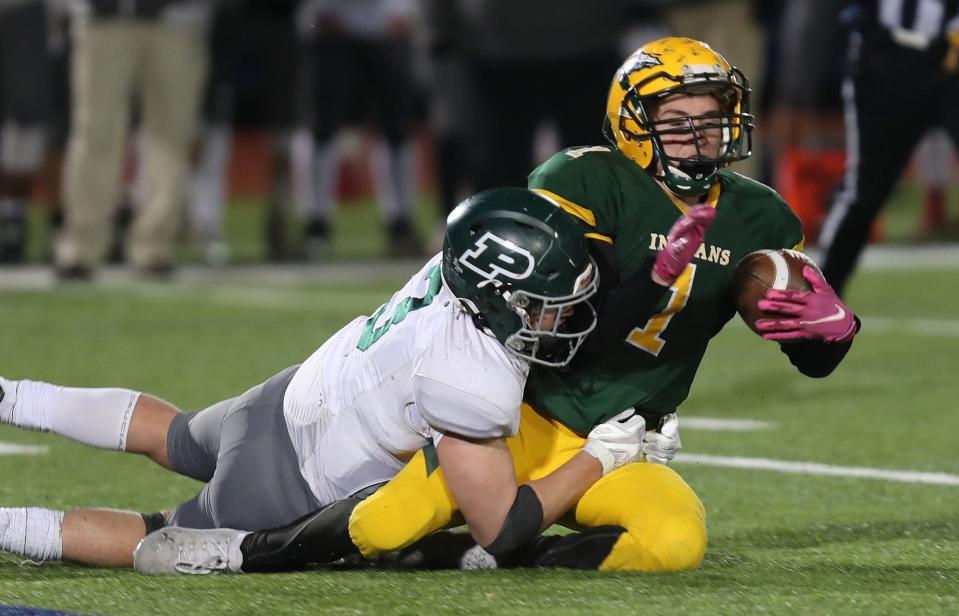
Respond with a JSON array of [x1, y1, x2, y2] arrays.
[[442, 187, 598, 367]]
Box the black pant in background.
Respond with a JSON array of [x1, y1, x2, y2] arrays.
[[818, 33, 959, 296]]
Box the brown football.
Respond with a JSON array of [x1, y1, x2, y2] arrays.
[[730, 249, 820, 334]]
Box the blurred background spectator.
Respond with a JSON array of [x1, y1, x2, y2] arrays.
[[0, 0, 955, 275], [0, 0, 51, 263], [297, 0, 424, 261], [423, 0, 644, 192], [759, 0, 849, 242], [189, 0, 302, 265], [817, 0, 959, 296], [56, 0, 211, 279]]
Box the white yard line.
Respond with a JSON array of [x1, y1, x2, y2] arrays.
[[0, 442, 49, 455], [862, 316, 959, 337], [805, 244, 959, 270], [675, 453, 959, 486], [681, 417, 773, 431]]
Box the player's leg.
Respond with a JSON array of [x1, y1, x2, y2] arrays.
[[133, 402, 584, 574], [11, 378, 262, 569], [546, 462, 706, 571], [60, 508, 166, 567], [165, 365, 319, 530], [135, 441, 454, 575], [2, 373, 309, 571], [0, 505, 169, 567], [0, 382, 189, 567], [477, 463, 705, 572], [134, 444, 455, 575], [491, 407, 705, 572], [0, 377, 181, 466]]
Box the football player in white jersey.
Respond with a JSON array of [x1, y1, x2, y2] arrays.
[[0, 187, 652, 569]]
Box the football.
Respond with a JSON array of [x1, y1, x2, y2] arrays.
[[730, 249, 820, 334]]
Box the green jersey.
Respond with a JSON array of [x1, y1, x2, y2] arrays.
[[525, 146, 805, 435]]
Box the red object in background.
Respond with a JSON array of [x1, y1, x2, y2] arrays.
[[921, 187, 946, 234], [775, 147, 882, 245], [229, 128, 436, 203]]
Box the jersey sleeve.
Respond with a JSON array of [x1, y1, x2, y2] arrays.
[[528, 148, 623, 244], [413, 375, 520, 439], [412, 316, 527, 440]]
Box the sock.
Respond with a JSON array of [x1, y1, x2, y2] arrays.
[[289, 128, 314, 217], [0, 378, 139, 451], [0, 507, 64, 561], [189, 123, 231, 240], [310, 141, 338, 222], [370, 140, 415, 224]]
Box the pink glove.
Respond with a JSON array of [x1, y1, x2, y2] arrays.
[[755, 266, 857, 343], [652, 204, 717, 286]]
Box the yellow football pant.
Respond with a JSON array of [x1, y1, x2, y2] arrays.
[[349, 403, 706, 572]]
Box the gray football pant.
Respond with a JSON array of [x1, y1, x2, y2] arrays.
[[165, 366, 321, 530]]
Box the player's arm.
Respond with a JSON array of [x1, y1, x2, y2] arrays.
[[436, 408, 647, 557], [582, 242, 663, 352], [435, 434, 599, 550], [584, 204, 717, 352]]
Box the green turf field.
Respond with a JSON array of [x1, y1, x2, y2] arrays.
[[3, 199, 959, 614]]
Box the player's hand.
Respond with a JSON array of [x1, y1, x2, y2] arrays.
[[652, 204, 717, 286], [642, 413, 681, 465], [755, 266, 857, 343], [581, 408, 646, 475]]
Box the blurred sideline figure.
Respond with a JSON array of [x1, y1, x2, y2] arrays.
[[420, 0, 665, 249], [188, 0, 303, 265], [297, 0, 423, 261], [915, 128, 955, 234], [56, 0, 211, 279], [0, 0, 51, 263], [758, 0, 849, 242], [423, 0, 635, 194], [818, 0, 959, 296]]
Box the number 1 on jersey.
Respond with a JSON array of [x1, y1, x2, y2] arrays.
[[626, 264, 696, 356]]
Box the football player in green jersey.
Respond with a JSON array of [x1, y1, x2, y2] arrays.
[[135, 37, 860, 575]]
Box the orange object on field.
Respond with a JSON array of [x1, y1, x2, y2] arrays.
[[775, 147, 882, 245]]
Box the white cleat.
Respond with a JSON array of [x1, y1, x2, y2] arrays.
[[134, 527, 248, 575]]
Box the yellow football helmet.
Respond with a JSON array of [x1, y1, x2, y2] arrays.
[[603, 37, 754, 196]]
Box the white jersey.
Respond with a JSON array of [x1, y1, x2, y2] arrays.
[[283, 253, 529, 505]]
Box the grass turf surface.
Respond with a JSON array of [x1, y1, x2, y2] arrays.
[[3, 201, 959, 614]]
